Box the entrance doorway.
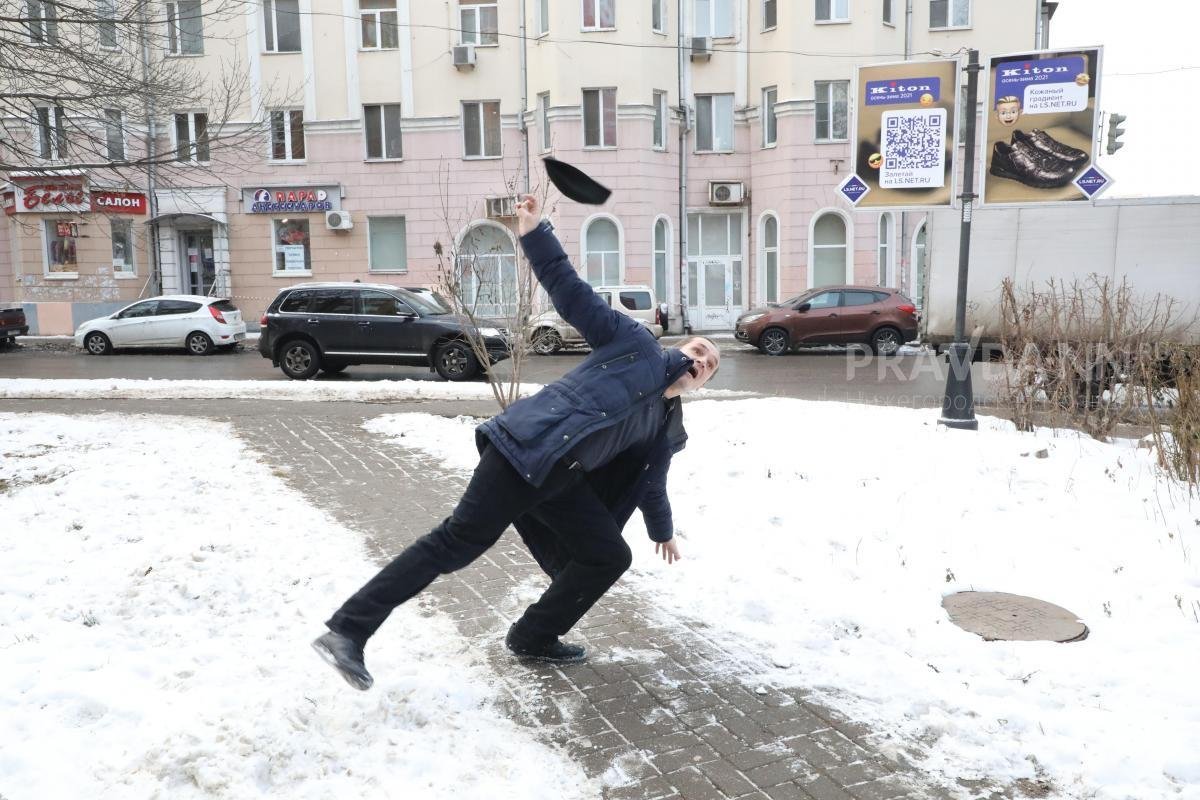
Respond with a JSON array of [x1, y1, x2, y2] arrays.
[[686, 213, 743, 330], [181, 229, 216, 296]]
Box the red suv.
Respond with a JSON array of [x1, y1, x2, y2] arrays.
[[735, 286, 918, 356]]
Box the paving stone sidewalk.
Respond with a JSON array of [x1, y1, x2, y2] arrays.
[[9, 399, 1022, 800]]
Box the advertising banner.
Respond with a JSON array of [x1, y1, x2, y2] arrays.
[[840, 58, 960, 209], [981, 47, 1105, 205], [241, 186, 341, 214]]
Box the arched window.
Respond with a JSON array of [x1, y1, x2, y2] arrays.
[[760, 213, 779, 303], [653, 217, 670, 303], [584, 216, 621, 285], [457, 222, 517, 317], [877, 213, 893, 287], [811, 211, 847, 287], [913, 220, 928, 310]]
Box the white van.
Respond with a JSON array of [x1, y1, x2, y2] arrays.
[[528, 285, 663, 354]]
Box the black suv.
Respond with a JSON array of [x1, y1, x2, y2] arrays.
[[258, 282, 510, 380]]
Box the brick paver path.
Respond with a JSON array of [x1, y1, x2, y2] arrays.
[[7, 399, 1018, 800]]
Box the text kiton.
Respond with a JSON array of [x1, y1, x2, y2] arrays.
[[1000, 65, 1071, 77], [869, 83, 933, 95]]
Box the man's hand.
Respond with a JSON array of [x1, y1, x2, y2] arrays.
[[516, 194, 541, 237], [655, 538, 682, 565]]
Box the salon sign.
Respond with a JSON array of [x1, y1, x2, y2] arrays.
[[242, 185, 341, 214]]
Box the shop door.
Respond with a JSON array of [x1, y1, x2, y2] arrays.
[[182, 229, 216, 296], [685, 213, 743, 330]]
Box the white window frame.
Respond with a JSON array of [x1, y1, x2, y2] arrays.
[[42, 218, 79, 278], [269, 108, 305, 162], [27, 0, 59, 44], [173, 110, 209, 162], [877, 213, 893, 286], [359, 0, 399, 49], [104, 108, 125, 161], [537, 0, 549, 35], [580, 214, 625, 286], [459, 2, 498, 46], [367, 216, 408, 273], [581, 0, 615, 31], [763, 0, 777, 30], [694, 0, 735, 38], [651, 0, 666, 33], [271, 218, 312, 275], [807, 209, 852, 289], [762, 86, 777, 148], [695, 93, 734, 153], [165, 0, 204, 55], [97, 0, 119, 49], [882, 0, 894, 26], [363, 103, 403, 160], [929, 0, 970, 30], [538, 92, 551, 152], [653, 90, 668, 150], [582, 87, 617, 149], [35, 105, 68, 160], [263, 0, 302, 53], [815, 0, 849, 23], [652, 215, 672, 305], [814, 80, 849, 142], [111, 218, 136, 277], [462, 100, 502, 159], [456, 221, 519, 317], [759, 211, 780, 304]]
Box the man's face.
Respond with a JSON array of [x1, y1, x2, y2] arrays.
[[670, 337, 721, 394], [997, 102, 1020, 127]]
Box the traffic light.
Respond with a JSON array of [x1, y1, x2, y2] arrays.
[[1106, 113, 1127, 155]]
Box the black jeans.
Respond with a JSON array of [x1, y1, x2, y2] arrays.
[[327, 444, 632, 648]]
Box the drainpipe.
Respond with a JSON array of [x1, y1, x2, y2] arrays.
[[677, 0, 691, 333], [139, 0, 162, 297], [518, 0, 530, 195], [898, 0, 912, 291]]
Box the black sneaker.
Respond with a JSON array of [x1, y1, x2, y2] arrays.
[[505, 623, 587, 664], [312, 631, 374, 690]]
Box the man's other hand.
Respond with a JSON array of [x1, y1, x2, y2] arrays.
[[516, 194, 541, 236], [655, 539, 682, 564]]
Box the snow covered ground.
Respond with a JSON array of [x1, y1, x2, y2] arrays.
[[367, 399, 1200, 800], [0, 413, 595, 800]]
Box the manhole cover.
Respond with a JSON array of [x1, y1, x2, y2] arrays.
[[942, 592, 1088, 643]]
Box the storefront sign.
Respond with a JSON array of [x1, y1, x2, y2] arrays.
[[845, 59, 961, 209], [981, 47, 1104, 205], [91, 190, 148, 215], [242, 186, 341, 214], [12, 178, 89, 214]]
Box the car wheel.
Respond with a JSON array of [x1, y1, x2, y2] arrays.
[[531, 327, 563, 355], [84, 332, 112, 355], [321, 363, 347, 375], [434, 339, 480, 381], [186, 331, 214, 355], [758, 327, 790, 356], [280, 339, 320, 380], [869, 326, 902, 356]]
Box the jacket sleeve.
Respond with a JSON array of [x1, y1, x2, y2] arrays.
[[638, 456, 675, 543], [519, 221, 633, 349]]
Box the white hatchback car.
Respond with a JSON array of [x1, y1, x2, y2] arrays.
[[75, 295, 247, 355], [528, 284, 663, 354]]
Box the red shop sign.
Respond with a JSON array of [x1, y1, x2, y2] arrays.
[[17, 179, 88, 213], [90, 190, 148, 215], [1, 192, 15, 217]]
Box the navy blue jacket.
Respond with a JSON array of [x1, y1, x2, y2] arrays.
[[477, 221, 690, 543]]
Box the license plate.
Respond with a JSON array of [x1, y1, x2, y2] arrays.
[[234, 333, 246, 341]]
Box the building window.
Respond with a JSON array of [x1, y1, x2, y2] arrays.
[[166, 0, 203, 54], [111, 219, 134, 275], [694, 0, 734, 37], [762, 86, 777, 147], [761, 213, 778, 303], [273, 219, 311, 272], [653, 90, 667, 149], [584, 217, 621, 285], [930, 0, 969, 28], [462, 100, 501, 158], [174, 111, 209, 161], [816, 0, 849, 22], [270, 109, 305, 160], [814, 80, 849, 141], [104, 109, 125, 160], [763, 0, 777, 29], [359, 0, 398, 48], [458, 223, 517, 317], [538, 92, 551, 151], [45, 220, 78, 274], [653, 217, 669, 303], [36, 106, 68, 160], [582, 0, 615, 29], [695, 93, 733, 153], [364, 104, 402, 159], [652, 0, 665, 32], [27, 0, 59, 44], [97, 0, 118, 47], [811, 212, 848, 287], [877, 214, 892, 286], [264, 0, 302, 52], [583, 88, 616, 148], [459, 1, 498, 45], [882, 0, 893, 24], [537, 0, 549, 34], [368, 216, 408, 272]]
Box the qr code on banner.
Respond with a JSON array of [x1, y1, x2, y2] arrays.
[[879, 109, 946, 189]]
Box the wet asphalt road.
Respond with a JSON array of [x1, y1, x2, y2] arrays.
[[0, 338, 1002, 409]]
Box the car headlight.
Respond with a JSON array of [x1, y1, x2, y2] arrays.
[[739, 313, 766, 325], [478, 327, 502, 338]]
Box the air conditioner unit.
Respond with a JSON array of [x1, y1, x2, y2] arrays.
[[325, 209, 353, 230], [452, 44, 477, 70], [486, 196, 516, 218], [690, 36, 712, 62], [709, 181, 745, 205]]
